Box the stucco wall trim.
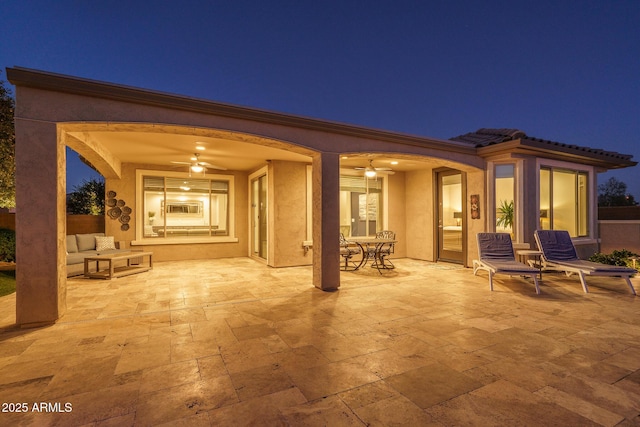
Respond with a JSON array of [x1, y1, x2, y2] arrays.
[[7, 67, 477, 156]]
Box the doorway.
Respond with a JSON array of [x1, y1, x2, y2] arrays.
[[437, 170, 464, 263], [251, 172, 268, 260]]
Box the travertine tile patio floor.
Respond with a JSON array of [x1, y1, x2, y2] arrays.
[[0, 257, 639, 426]]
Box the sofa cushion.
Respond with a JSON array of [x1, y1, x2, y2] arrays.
[[66, 251, 98, 265], [76, 233, 104, 252], [95, 236, 116, 251], [66, 235, 79, 253]]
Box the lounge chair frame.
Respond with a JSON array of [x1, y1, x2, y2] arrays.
[[473, 232, 541, 294], [534, 230, 636, 295]]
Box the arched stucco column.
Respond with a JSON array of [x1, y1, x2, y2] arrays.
[[15, 119, 66, 327], [312, 152, 340, 291]]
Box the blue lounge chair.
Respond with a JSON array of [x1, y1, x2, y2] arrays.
[[534, 230, 636, 295], [473, 233, 541, 294]]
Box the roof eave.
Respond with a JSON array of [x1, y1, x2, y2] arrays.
[[477, 139, 637, 170], [6, 67, 476, 155]]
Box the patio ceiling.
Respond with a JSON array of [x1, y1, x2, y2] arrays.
[[67, 130, 451, 175], [67, 130, 312, 173]]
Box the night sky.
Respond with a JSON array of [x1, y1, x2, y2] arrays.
[[2, 1, 639, 197]]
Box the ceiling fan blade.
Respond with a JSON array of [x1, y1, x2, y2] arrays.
[[170, 161, 191, 165], [353, 166, 394, 171], [206, 164, 227, 171]]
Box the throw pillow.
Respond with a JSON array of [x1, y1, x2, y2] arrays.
[[66, 235, 79, 253], [95, 236, 116, 251]]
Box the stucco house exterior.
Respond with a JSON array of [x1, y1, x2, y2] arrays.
[[7, 67, 637, 327]]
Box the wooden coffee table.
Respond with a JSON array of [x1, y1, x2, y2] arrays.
[[84, 251, 153, 279]]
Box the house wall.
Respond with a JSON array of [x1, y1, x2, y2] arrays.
[[403, 167, 485, 266], [387, 172, 407, 258], [105, 163, 249, 261], [13, 67, 635, 327], [405, 169, 435, 261], [520, 156, 539, 248], [269, 160, 311, 267], [465, 168, 485, 265]]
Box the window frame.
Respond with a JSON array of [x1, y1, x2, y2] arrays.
[[337, 169, 388, 237], [493, 163, 517, 236], [488, 161, 523, 241], [304, 168, 389, 241], [537, 161, 592, 238], [132, 169, 238, 245]]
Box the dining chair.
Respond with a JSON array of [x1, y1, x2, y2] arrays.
[[339, 233, 361, 271], [370, 230, 396, 270]]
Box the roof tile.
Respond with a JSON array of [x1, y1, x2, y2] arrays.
[[450, 128, 635, 162]]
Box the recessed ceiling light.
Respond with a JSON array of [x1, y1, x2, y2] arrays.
[[390, 161, 399, 165], [195, 146, 205, 151]]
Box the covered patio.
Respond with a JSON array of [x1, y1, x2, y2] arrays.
[[1, 259, 639, 425]]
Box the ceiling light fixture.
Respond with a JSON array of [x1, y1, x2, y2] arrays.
[[189, 153, 206, 175], [364, 160, 377, 178]]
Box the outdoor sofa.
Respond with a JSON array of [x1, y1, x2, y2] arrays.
[[66, 232, 129, 277]]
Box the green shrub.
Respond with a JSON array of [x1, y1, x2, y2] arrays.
[[0, 270, 15, 297], [589, 249, 639, 271], [0, 228, 16, 262]]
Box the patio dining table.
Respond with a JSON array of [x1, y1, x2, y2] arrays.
[[345, 237, 397, 272]]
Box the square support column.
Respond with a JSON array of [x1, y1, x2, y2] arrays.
[[312, 152, 340, 291], [15, 119, 67, 327]]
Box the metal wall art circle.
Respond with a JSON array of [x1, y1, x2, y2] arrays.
[[105, 190, 132, 231]]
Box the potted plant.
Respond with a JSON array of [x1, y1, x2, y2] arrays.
[[148, 211, 156, 225], [496, 200, 514, 230]]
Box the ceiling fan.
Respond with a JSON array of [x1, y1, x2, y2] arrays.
[[354, 160, 394, 177], [171, 153, 227, 176]]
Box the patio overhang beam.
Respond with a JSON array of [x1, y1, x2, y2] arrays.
[[7, 67, 477, 156], [62, 131, 122, 179]]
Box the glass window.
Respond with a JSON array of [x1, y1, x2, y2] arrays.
[[539, 167, 588, 237], [339, 175, 383, 237], [578, 173, 588, 236], [539, 169, 551, 230], [495, 164, 515, 235], [142, 175, 229, 238]]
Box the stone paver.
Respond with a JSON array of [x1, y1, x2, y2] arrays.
[[0, 258, 639, 426]]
